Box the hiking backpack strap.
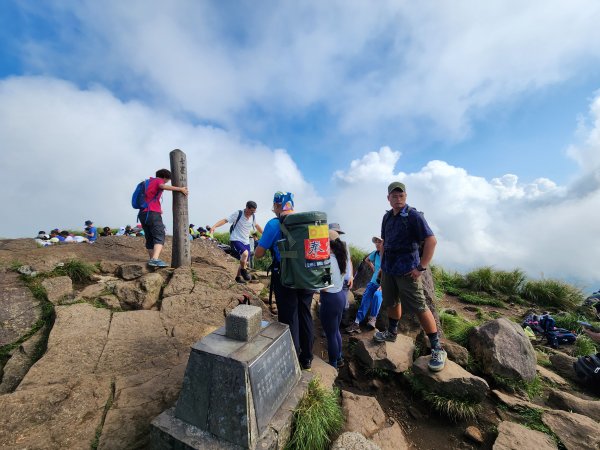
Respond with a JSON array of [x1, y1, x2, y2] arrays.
[[230, 210, 243, 234], [279, 218, 297, 249]]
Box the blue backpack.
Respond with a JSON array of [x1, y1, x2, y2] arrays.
[[132, 179, 150, 210]]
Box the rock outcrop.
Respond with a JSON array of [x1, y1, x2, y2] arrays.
[[493, 421, 557, 450], [353, 333, 414, 373], [41, 275, 73, 304], [542, 409, 600, 450], [469, 318, 537, 382]]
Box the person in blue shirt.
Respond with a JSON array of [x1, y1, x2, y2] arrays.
[[254, 191, 314, 371], [346, 236, 384, 334], [374, 182, 447, 372], [84, 220, 97, 243]]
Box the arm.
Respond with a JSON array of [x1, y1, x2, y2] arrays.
[[255, 246, 267, 259], [210, 218, 228, 232], [159, 183, 189, 196], [409, 235, 437, 279]]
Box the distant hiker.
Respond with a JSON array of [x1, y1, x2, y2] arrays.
[[100, 226, 112, 237], [374, 182, 446, 372], [346, 236, 384, 334], [255, 191, 314, 371], [138, 168, 189, 268], [84, 220, 97, 243], [328, 223, 353, 326], [320, 229, 348, 369], [210, 201, 263, 283], [189, 224, 200, 239]]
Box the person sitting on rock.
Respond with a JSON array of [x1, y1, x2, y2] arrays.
[[346, 236, 384, 334], [100, 227, 112, 237], [320, 230, 349, 369], [84, 220, 97, 243]]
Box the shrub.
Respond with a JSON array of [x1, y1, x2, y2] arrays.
[[284, 378, 344, 450], [349, 245, 369, 274], [253, 253, 273, 272], [465, 266, 496, 293], [440, 311, 476, 346], [493, 269, 526, 296], [574, 335, 598, 357], [212, 231, 230, 245], [53, 259, 97, 283], [521, 279, 584, 310], [431, 265, 465, 292], [553, 312, 584, 332]]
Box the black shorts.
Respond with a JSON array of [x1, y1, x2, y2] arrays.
[[139, 211, 166, 249]]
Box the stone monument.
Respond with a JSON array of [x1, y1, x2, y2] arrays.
[[151, 304, 311, 449]]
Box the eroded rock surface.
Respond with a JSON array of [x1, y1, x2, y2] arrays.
[[542, 409, 600, 450], [493, 421, 557, 450], [353, 333, 414, 373], [0, 271, 41, 346], [41, 275, 73, 304]]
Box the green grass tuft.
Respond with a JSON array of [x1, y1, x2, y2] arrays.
[[520, 279, 584, 310], [574, 335, 598, 357], [284, 378, 344, 450], [493, 375, 543, 400], [349, 245, 369, 275], [440, 311, 477, 346], [457, 292, 505, 308], [53, 259, 97, 284], [212, 231, 230, 245]]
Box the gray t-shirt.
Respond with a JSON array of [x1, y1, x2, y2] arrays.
[[228, 210, 255, 245]]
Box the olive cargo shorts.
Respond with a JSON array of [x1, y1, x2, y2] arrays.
[[381, 272, 429, 313]]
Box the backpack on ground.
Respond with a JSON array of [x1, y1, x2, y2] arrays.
[[573, 352, 600, 393], [276, 211, 332, 290]]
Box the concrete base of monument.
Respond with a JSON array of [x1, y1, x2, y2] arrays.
[[150, 370, 313, 450]]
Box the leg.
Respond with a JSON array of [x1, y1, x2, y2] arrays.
[[417, 309, 438, 334], [370, 289, 383, 319], [151, 243, 164, 260], [273, 273, 300, 356], [297, 289, 314, 368], [374, 273, 402, 342], [355, 282, 376, 323]]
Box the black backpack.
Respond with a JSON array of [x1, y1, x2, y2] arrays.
[[573, 352, 600, 393]]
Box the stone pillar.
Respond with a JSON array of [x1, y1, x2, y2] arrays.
[[170, 149, 190, 268]]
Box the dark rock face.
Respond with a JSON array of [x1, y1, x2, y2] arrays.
[[469, 318, 536, 382]]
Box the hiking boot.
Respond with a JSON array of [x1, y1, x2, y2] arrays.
[[241, 268, 252, 281], [366, 317, 377, 330], [428, 348, 447, 372], [373, 330, 397, 343], [300, 360, 312, 371], [235, 276, 247, 284], [345, 322, 361, 334], [148, 259, 168, 268]]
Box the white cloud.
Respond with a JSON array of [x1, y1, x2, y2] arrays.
[[329, 145, 600, 289], [12, 1, 600, 140], [0, 77, 323, 237]]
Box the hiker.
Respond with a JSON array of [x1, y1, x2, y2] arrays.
[[328, 223, 354, 326], [138, 168, 189, 267], [84, 220, 97, 242], [374, 182, 447, 372], [346, 236, 384, 334], [189, 224, 200, 239], [255, 191, 314, 371], [320, 229, 348, 369], [210, 201, 263, 283], [100, 227, 112, 237]]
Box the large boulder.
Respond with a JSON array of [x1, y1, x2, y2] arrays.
[[548, 352, 579, 382], [0, 271, 41, 347], [114, 272, 165, 310], [353, 333, 414, 373], [493, 421, 557, 450], [341, 391, 410, 450], [469, 318, 536, 382], [412, 356, 489, 402], [542, 409, 600, 450], [41, 275, 73, 304]]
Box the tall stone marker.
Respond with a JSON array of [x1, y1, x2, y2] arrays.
[[151, 305, 311, 449], [170, 148, 190, 268]]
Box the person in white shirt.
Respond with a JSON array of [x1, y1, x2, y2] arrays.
[[319, 230, 349, 369], [211, 201, 264, 283]]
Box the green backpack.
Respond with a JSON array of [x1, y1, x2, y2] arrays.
[[277, 211, 332, 290]]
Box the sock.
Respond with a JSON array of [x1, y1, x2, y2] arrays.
[[427, 332, 441, 350], [388, 319, 399, 334]]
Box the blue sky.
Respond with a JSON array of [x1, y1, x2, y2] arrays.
[[1, 1, 600, 290]]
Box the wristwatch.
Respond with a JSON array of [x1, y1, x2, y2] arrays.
[[417, 264, 426, 272]]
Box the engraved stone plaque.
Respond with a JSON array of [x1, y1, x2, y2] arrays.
[[248, 331, 301, 433]]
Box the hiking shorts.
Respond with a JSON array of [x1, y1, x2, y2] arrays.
[[381, 272, 429, 314], [230, 241, 251, 260], [139, 211, 166, 249]]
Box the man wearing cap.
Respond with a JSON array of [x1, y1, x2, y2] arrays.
[[346, 236, 383, 333], [254, 192, 315, 371], [374, 182, 447, 372], [211, 201, 263, 283], [84, 220, 97, 243]]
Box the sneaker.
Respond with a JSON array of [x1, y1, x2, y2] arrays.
[[428, 348, 447, 372], [373, 330, 397, 343], [345, 322, 361, 334], [300, 360, 312, 371], [241, 268, 252, 281], [147, 258, 168, 268], [235, 276, 247, 284], [366, 317, 377, 330]]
